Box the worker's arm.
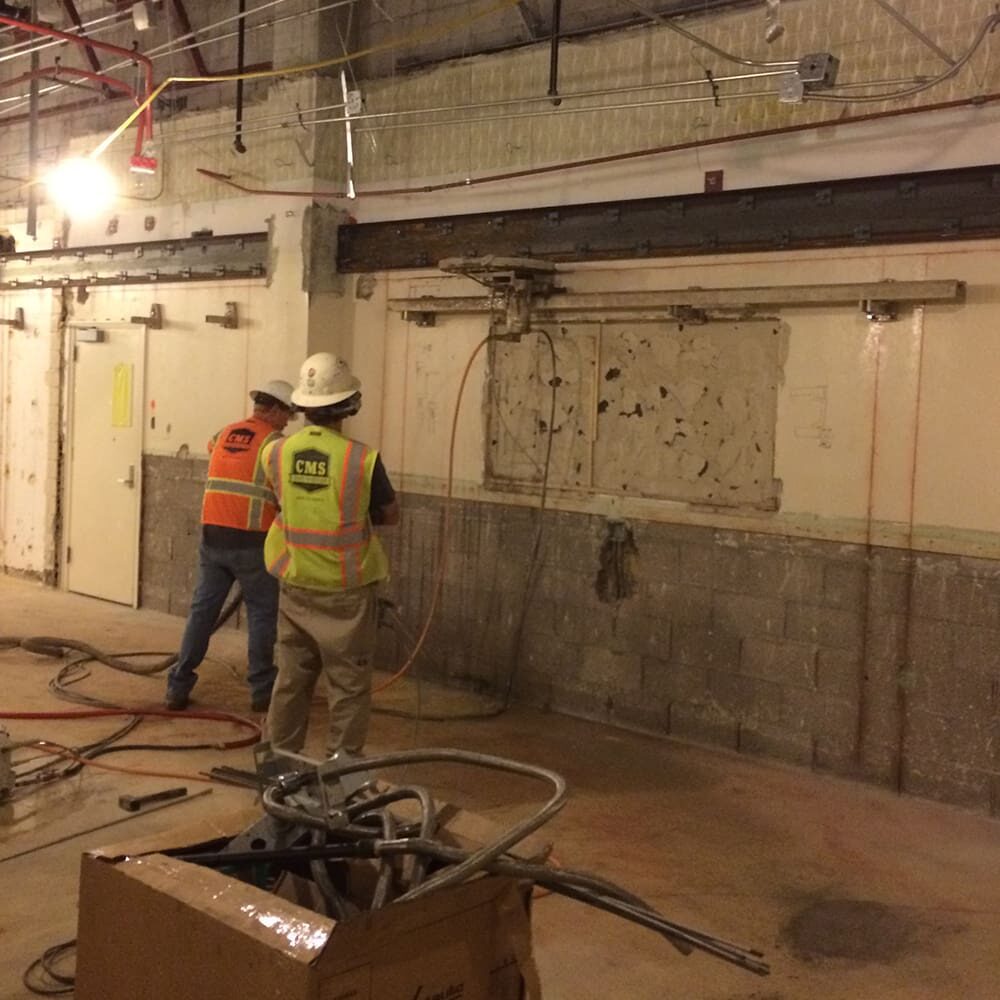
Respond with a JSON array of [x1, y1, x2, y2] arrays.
[[372, 498, 400, 526], [259, 440, 280, 508], [369, 455, 399, 527]]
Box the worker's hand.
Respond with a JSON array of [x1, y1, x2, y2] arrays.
[[372, 499, 400, 526]]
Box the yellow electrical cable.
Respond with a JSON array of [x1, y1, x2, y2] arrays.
[[90, 0, 521, 159]]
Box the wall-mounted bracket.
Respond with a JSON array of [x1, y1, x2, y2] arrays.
[[130, 303, 163, 329], [862, 299, 898, 322], [0, 307, 24, 330], [668, 305, 709, 324], [402, 310, 436, 327], [205, 302, 238, 329], [438, 256, 558, 339]]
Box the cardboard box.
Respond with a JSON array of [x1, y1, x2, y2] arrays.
[[76, 810, 540, 1000]]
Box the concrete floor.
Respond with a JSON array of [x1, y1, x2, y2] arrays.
[[1, 575, 998, 1000]]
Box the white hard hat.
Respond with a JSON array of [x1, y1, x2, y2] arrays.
[[291, 352, 361, 408], [250, 379, 294, 408]]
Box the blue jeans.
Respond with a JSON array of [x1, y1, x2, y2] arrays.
[[166, 542, 279, 703]]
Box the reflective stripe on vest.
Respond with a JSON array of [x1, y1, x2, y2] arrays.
[[267, 548, 291, 577], [205, 477, 275, 501], [266, 437, 287, 506], [247, 439, 277, 530], [263, 427, 389, 590]]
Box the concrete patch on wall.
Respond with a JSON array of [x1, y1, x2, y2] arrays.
[[302, 204, 349, 297], [355, 274, 377, 301], [139, 455, 206, 615], [487, 328, 595, 489], [486, 321, 782, 509]]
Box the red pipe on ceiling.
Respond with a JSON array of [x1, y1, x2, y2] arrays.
[[0, 14, 154, 152], [0, 65, 139, 102]]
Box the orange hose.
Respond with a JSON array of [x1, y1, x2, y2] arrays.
[[0, 707, 261, 749], [372, 334, 493, 694]]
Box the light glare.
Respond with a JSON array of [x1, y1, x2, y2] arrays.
[[46, 158, 117, 218]]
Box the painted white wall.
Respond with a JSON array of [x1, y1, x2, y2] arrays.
[[366, 239, 1000, 559], [65, 204, 311, 458], [4, 0, 1000, 579], [0, 196, 311, 578], [0, 288, 59, 577]]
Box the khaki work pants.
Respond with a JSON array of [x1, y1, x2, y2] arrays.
[[267, 580, 378, 756]]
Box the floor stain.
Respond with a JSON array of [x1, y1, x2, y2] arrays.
[[782, 898, 918, 964]]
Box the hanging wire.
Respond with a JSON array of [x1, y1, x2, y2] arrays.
[[802, 11, 1000, 104], [0, 6, 132, 64]]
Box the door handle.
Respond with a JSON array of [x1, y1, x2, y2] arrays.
[[116, 465, 136, 488]]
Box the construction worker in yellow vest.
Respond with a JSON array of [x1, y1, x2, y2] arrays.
[[165, 380, 295, 713], [262, 352, 399, 757]]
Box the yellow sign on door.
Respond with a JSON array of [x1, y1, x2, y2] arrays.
[[112, 363, 133, 428]]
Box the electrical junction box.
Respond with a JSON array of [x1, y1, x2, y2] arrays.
[[797, 52, 840, 87], [75, 807, 537, 1000], [778, 75, 806, 104], [780, 52, 839, 103]]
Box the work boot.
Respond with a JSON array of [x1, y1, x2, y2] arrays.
[[165, 692, 190, 711]]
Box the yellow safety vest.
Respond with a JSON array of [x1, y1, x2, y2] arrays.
[[262, 426, 389, 591]]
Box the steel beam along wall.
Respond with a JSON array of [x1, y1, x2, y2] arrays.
[[336, 165, 1000, 271]]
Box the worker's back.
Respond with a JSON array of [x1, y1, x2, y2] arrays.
[[262, 425, 389, 590], [202, 416, 281, 533]]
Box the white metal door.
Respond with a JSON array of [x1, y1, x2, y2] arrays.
[[65, 324, 144, 605]]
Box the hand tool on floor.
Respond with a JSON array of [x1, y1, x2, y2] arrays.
[[118, 786, 188, 812]]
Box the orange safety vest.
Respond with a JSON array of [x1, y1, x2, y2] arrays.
[[201, 417, 281, 532], [262, 426, 389, 590]]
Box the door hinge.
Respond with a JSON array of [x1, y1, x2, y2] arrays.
[[66, 546, 72, 564]]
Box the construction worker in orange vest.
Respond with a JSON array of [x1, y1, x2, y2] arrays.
[[261, 353, 399, 756], [165, 380, 295, 713]]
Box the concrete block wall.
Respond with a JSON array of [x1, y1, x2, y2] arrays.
[[139, 455, 206, 615], [375, 491, 1000, 817], [136, 461, 1000, 815]]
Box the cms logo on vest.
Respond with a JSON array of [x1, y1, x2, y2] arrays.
[[223, 427, 255, 453], [289, 448, 330, 492]]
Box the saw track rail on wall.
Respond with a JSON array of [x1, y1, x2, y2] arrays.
[[337, 165, 1000, 271]]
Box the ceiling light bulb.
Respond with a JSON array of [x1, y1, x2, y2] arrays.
[[45, 158, 117, 219]]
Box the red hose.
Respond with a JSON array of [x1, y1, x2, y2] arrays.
[[0, 707, 261, 749]]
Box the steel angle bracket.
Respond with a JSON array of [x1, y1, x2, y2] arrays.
[[438, 255, 558, 339], [130, 303, 163, 329], [0, 307, 24, 330], [205, 302, 238, 329]]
